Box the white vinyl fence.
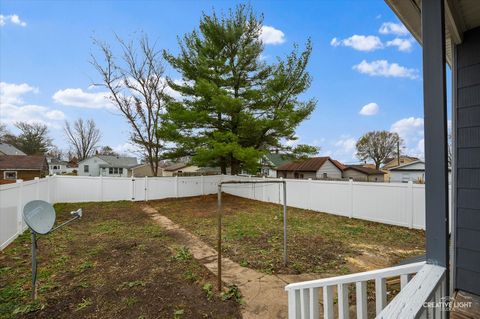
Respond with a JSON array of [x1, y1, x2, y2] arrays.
[[1, 174, 437, 251]]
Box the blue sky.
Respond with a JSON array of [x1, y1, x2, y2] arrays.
[[0, 0, 449, 163]]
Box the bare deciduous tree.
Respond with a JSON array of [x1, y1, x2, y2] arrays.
[[64, 118, 101, 160], [356, 130, 403, 169], [91, 35, 166, 176]]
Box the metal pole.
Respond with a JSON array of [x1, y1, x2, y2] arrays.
[[217, 184, 222, 291], [31, 231, 37, 300], [283, 181, 288, 266]]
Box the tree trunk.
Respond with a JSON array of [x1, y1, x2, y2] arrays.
[[220, 157, 227, 175], [230, 156, 240, 175]]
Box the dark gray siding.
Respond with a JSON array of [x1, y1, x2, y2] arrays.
[[455, 26, 480, 295]]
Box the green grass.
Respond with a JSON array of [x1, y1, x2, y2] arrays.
[[153, 194, 425, 275]]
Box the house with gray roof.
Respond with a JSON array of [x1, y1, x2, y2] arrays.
[[0, 143, 26, 156], [259, 153, 294, 177], [77, 155, 138, 177]]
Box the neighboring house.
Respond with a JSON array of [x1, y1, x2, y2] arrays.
[[129, 162, 166, 177], [259, 153, 294, 177], [276, 157, 344, 179], [342, 165, 386, 182], [162, 163, 199, 176], [0, 143, 26, 156], [388, 160, 452, 184], [66, 158, 78, 174], [78, 155, 138, 177], [47, 158, 69, 175], [382, 156, 419, 170], [0, 155, 48, 182]]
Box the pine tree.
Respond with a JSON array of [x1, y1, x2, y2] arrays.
[[161, 5, 316, 174]]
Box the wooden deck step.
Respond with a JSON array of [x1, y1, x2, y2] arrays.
[[451, 290, 480, 319]]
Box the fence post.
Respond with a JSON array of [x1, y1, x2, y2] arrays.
[[16, 179, 24, 234], [201, 175, 205, 195], [308, 178, 312, 210], [407, 181, 414, 228], [131, 175, 135, 201], [145, 176, 148, 202], [175, 175, 179, 198], [349, 178, 354, 218], [46, 176, 51, 202], [99, 175, 104, 202], [262, 176, 266, 202], [34, 177, 40, 200], [279, 177, 283, 204]]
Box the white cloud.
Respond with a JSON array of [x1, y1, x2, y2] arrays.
[[379, 22, 409, 36], [335, 136, 357, 159], [260, 25, 285, 45], [53, 88, 113, 109], [0, 14, 27, 27], [112, 143, 139, 157], [353, 60, 419, 79], [0, 82, 39, 104], [391, 117, 424, 158], [386, 38, 414, 52], [359, 102, 379, 116], [330, 35, 383, 52], [1, 103, 65, 127], [391, 117, 424, 137], [0, 82, 66, 128]]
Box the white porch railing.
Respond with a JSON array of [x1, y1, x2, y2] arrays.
[[378, 264, 447, 319], [285, 261, 428, 319]]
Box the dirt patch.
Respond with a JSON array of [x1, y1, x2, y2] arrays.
[[151, 194, 425, 276], [0, 201, 241, 319]]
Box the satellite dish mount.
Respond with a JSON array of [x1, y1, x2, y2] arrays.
[[23, 200, 82, 300]]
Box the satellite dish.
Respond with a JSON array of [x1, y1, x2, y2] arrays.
[[22, 200, 82, 300], [23, 200, 56, 234]]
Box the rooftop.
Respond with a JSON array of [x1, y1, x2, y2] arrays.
[[0, 155, 48, 170], [276, 157, 344, 172], [0, 144, 26, 156]]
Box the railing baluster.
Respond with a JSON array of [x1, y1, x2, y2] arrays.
[[288, 289, 300, 319], [400, 274, 409, 289], [323, 286, 334, 319], [301, 288, 310, 319], [375, 277, 387, 315], [309, 287, 319, 319], [356, 281, 368, 319], [338, 283, 349, 319]]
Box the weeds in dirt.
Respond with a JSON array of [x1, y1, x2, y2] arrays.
[[173, 308, 184, 319], [174, 246, 193, 261], [222, 285, 243, 304], [0, 201, 242, 318], [120, 280, 146, 289], [75, 297, 93, 311], [153, 194, 425, 275], [202, 283, 214, 300]]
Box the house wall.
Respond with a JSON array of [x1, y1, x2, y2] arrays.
[[342, 170, 384, 182], [0, 169, 46, 181], [49, 164, 67, 175], [315, 160, 342, 179], [100, 167, 129, 177], [390, 170, 425, 183], [342, 169, 368, 181], [162, 165, 198, 177], [454, 26, 480, 295], [277, 171, 316, 179], [129, 165, 162, 177], [77, 157, 107, 176]]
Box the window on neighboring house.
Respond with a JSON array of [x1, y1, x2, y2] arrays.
[[4, 171, 17, 180], [323, 173, 328, 179], [109, 167, 122, 174], [109, 167, 113, 174], [119, 168, 123, 174], [84, 165, 89, 173]]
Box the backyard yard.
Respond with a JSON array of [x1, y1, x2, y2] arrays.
[[0, 201, 241, 319], [151, 194, 425, 276], [0, 193, 425, 318]]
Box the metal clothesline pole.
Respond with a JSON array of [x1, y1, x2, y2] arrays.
[[217, 179, 287, 291]]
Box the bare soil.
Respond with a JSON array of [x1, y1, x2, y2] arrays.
[[151, 194, 425, 276], [0, 201, 241, 319]]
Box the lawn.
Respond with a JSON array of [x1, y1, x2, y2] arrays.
[[0, 201, 241, 319], [152, 194, 425, 276]]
